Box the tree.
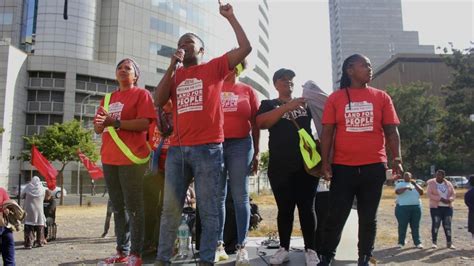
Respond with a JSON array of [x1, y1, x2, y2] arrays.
[[258, 150, 269, 171], [0, 127, 4, 135], [386, 83, 444, 177], [438, 48, 474, 174], [23, 120, 99, 205]]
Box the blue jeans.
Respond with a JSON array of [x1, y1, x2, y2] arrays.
[[103, 163, 146, 255], [0, 227, 15, 265], [218, 136, 253, 246], [395, 205, 422, 245], [156, 144, 223, 264]]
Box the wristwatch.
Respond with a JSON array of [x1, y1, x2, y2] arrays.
[[113, 119, 121, 129]]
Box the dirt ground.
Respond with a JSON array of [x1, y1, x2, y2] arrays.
[[12, 187, 473, 265], [252, 187, 474, 265]]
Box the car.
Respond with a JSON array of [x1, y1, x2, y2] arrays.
[[11, 182, 67, 199], [415, 179, 426, 187], [445, 176, 469, 188]]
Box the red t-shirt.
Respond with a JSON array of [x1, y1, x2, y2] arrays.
[[221, 82, 260, 138], [98, 87, 157, 165], [322, 87, 400, 165], [169, 55, 231, 146], [0, 187, 9, 212]]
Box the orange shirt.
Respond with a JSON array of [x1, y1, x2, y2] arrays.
[[222, 82, 259, 138], [98, 87, 157, 165], [169, 55, 231, 146], [322, 87, 400, 165]]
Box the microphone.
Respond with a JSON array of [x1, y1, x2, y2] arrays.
[[175, 49, 185, 69]]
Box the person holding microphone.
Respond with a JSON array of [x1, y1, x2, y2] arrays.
[[154, 1, 251, 264]]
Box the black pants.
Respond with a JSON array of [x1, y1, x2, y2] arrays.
[[430, 207, 453, 245], [314, 191, 330, 254], [268, 167, 318, 250], [321, 163, 386, 259]]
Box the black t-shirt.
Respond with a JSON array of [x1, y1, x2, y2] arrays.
[[257, 99, 314, 174]]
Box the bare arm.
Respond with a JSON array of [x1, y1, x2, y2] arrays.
[[256, 98, 305, 129], [395, 187, 410, 195], [155, 49, 184, 107], [384, 125, 403, 176], [219, 1, 252, 69], [411, 181, 424, 195], [321, 124, 335, 180], [251, 119, 260, 174]]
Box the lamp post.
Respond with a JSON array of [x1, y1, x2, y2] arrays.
[[77, 94, 95, 196]]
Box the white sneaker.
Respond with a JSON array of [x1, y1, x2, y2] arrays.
[[214, 243, 229, 262], [397, 244, 404, 248], [447, 244, 456, 249], [416, 244, 424, 249], [431, 243, 438, 249], [235, 247, 250, 266], [269, 247, 289, 265], [305, 249, 320, 266]]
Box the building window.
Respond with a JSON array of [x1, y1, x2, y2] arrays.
[[259, 36, 269, 53], [258, 5, 269, 25], [258, 20, 269, 39], [0, 12, 13, 25], [257, 50, 269, 68], [156, 68, 166, 74], [149, 42, 176, 57], [254, 65, 270, 83]]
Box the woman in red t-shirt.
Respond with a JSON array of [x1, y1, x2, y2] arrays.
[[318, 54, 404, 266], [94, 58, 156, 265], [216, 59, 260, 263]]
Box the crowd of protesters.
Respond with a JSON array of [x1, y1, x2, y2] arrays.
[[5, 2, 470, 266]]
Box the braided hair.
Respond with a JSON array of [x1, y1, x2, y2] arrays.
[[339, 54, 365, 110]]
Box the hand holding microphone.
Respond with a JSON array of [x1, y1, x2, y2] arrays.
[[173, 48, 185, 69]]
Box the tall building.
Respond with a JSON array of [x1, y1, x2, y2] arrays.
[[0, 0, 270, 192], [329, 0, 434, 90]]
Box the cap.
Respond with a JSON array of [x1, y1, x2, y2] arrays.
[[272, 68, 295, 84]]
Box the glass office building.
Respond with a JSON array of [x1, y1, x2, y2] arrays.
[[329, 0, 434, 90], [0, 0, 271, 192]]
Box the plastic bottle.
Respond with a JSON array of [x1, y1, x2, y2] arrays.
[[177, 215, 190, 258]]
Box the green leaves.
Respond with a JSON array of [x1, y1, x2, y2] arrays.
[[388, 48, 473, 176], [23, 120, 99, 166]]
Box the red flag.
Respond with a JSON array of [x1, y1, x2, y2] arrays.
[[31, 145, 58, 190], [77, 150, 104, 180]]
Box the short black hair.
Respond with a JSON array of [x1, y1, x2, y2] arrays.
[[180, 32, 205, 49]]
